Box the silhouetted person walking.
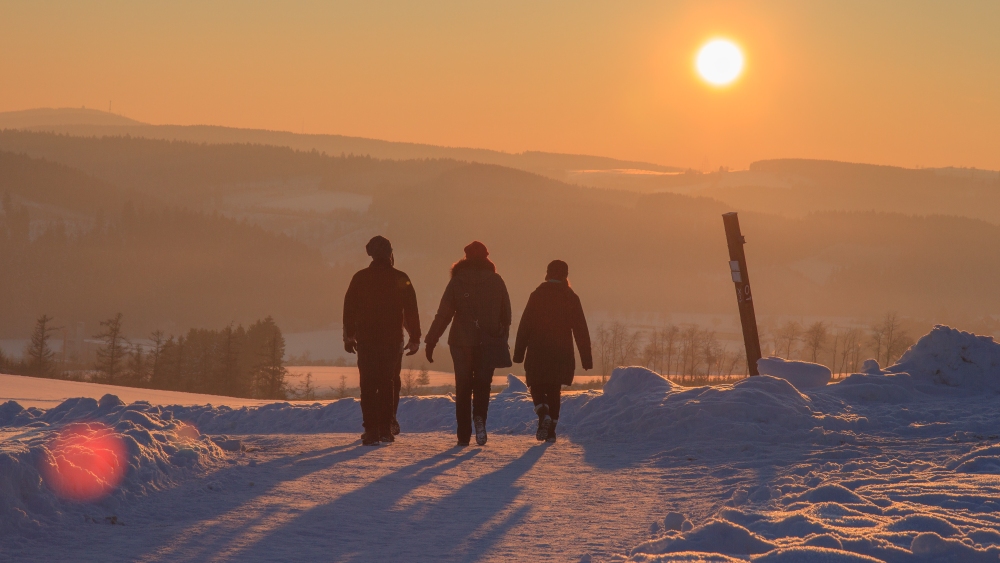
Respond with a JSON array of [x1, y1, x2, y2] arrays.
[[513, 260, 592, 442], [425, 241, 511, 446], [343, 236, 420, 445]]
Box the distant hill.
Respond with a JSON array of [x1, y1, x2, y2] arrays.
[[0, 108, 142, 128], [573, 157, 1000, 223], [0, 108, 680, 182], [4, 130, 1000, 346]]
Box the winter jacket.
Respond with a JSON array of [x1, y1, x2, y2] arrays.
[[513, 280, 592, 386], [425, 258, 512, 348], [343, 261, 420, 347]]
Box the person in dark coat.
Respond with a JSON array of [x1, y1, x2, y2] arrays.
[[513, 260, 592, 442], [425, 241, 512, 446], [343, 236, 421, 445]]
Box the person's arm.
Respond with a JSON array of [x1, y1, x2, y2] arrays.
[[342, 272, 362, 353], [424, 279, 457, 361], [572, 293, 593, 370], [400, 273, 421, 355], [499, 276, 512, 334], [513, 292, 537, 364]]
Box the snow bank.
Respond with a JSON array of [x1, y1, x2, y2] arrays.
[[889, 325, 1000, 394], [757, 357, 831, 389], [0, 394, 225, 536], [626, 467, 1000, 562]]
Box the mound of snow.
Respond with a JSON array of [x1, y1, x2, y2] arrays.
[[500, 374, 528, 394], [860, 359, 883, 375], [757, 357, 831, 389], [0, 394, 225, 535], [603, 367, 678, 397], [888, 325, 1000, 394]]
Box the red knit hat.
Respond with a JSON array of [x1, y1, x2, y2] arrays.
[[464, 240, 489, 260]]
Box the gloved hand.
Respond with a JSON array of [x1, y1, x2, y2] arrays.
[[344, 337, 357, 354], [404, 338, 419, 356], [512, 352, 524, 364], [425, 343, 435, 363]]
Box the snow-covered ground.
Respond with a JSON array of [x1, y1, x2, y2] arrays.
[[4, 325, 1000, 562]]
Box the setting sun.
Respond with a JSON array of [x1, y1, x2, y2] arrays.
[[696, 39, 744, 86]]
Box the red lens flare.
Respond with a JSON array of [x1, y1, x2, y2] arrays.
[[41, 423, 127, 502]]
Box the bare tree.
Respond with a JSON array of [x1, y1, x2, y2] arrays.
[[594, 323, 614, 380], [838, 328, 864, 374], [775, 321, 802, 359], [803, 321, 828, 363], [869, 322, 887, 367], [643, 324, 679, 375], [610, 322, 642, 369], [25, 314, 59, 377], [401, 366, 417, 396], [880, 312, 912, 366], [95, 313, 128, 384]]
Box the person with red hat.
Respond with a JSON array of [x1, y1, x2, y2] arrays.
[[425, 241, 512, 446], [343, 236, 421, 446]]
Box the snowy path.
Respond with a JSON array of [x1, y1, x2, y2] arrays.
[[8, 430, 993, 562], [7, 433, 703, 562], [8, 326, 1000, 561]]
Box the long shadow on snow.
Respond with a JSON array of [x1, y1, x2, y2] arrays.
[[231, 443, 550, 562], [129, 440, 376, 562]]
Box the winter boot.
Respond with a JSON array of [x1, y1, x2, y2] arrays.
[[474, 416, 488, 446], [390, 417, 401, 436], [546, 420, 558, 443], [361, 431, 380, 446], [379, 426, 395, 444], [534, 404, 549, 441], [456, 438, 470, 447], [537, 415, 553, 442]]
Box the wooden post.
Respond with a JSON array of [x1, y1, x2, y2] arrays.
[[722, 212, 762, 376]]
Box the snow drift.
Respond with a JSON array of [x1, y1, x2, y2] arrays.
[[756, 357, 831, 389], [0, 394, 225, 536], [5, 324, 1000, 559]]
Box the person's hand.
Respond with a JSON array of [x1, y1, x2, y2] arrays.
[[513, 353, 524, 364], [425, 343, 435, 363], [404, 338, 420, 356], [344, 337, 357, 354]]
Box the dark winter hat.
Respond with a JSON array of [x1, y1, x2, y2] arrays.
[[464, 240, 489, 260], [366, 235, 393, 258], [546, 260, 569, 281]]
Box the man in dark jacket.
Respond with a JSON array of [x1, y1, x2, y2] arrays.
[[343, 236, 420, 445], [425, 241, 511, 446], [513, 260, 592, 442]]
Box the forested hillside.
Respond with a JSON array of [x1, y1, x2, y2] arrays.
[[0, 153, 341, 337], [3, 132, 1000, 344]]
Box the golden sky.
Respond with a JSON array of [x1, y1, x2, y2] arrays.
[[2, 1, 999, 170]]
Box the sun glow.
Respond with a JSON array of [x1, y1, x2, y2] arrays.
[[696, 39, 744, 86]]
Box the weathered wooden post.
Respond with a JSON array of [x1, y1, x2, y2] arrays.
[[722, 212, 762, 376]]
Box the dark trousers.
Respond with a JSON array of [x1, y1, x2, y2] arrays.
[[451, 345, 494, 441], [530, 382, 562, 420], [357, 344, 403, 435], [393, 372, 401, 419]]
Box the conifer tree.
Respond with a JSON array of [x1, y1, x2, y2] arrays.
[[95, 313, 128, 384], [25, 314, 58, 377]]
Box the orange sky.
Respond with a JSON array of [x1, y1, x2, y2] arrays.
[[2, 1, 999, 170]]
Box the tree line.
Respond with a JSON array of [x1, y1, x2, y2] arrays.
[[591, 311, 916, 382], [593, 321, 747, 384], [3, 313, 290, 400]]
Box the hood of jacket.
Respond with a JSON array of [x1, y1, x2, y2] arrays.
[[451, 257, 496, 283]]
